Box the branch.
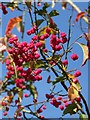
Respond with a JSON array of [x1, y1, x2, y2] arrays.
[[79, 92, 90, 118]]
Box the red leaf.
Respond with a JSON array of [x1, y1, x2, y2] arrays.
[[5, 16, 22, 35], [76, 12, 86, 22]]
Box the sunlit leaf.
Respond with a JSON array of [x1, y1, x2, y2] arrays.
[[39, 26, 47, 35], [10, 0, 22, 3], [76, 12, 86, 22], [75, 82, 82, 91], [67, 73, 75, 79], [68, 84, 79, 100], [0, 43, 6, 52], [7, 91, 13, 103], [49, 10, 59, 17], [5, 16, 22, 35], [52, 0, 55, 8], [76, 42, 88, 66], [39, 26, 57, 36]]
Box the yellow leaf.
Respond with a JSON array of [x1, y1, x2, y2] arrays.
[[0, 43, 6, 52], [76, 42, 88, 66], [62, 65, 67, 71], [39, 26, 57, 36], [68, 85, 79, 100], [68, 73, 75, 79], [7, 91, 13, 103]]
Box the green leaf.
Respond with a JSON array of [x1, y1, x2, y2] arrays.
[[39, 26, 47, 35], [35, 60, 48, 69], [52, 76, 65, 85], [43, 2, 51, 9], [35, 19, 44, 27], [49, 10, 59, 17], [23, 62, 30, 68], [39, 26, 57, 36], [63, 102, 81, 116], [76, 82, 82, 90], [50, 28, 58, 34], [79, 114, 88, 119]]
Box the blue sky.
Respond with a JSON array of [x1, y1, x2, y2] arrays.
[[1, 1, 89, 119]]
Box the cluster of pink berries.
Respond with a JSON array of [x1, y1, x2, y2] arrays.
[[46, 94, 81, 111], [5, 36, 43, 89], [50, 32, 67, 51], [27, 26, 50, 40], [1, 101, 9, 116], [0, 4, 8, 14], [46, 94, 70, 110]]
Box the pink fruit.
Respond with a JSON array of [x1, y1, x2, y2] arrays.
[[3, 111, 8, 116], [73, 78, 79, 84], [71, 53, 78, 61], [64, 102, 69, 107], [42, 105, 46, 110], [76, 96, 81, 103], [59, 105, 64, 110], [24, 94, 29, 98], [74, 70, 81, 77], [62, 59, 68, 66], [37, 108, 43, 113], [46, 27, 51, 34], [36, 42, 43, 48], [55, 45, 62, 51], [60, 32, 66, 38], [58, 96, 62, 100]]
